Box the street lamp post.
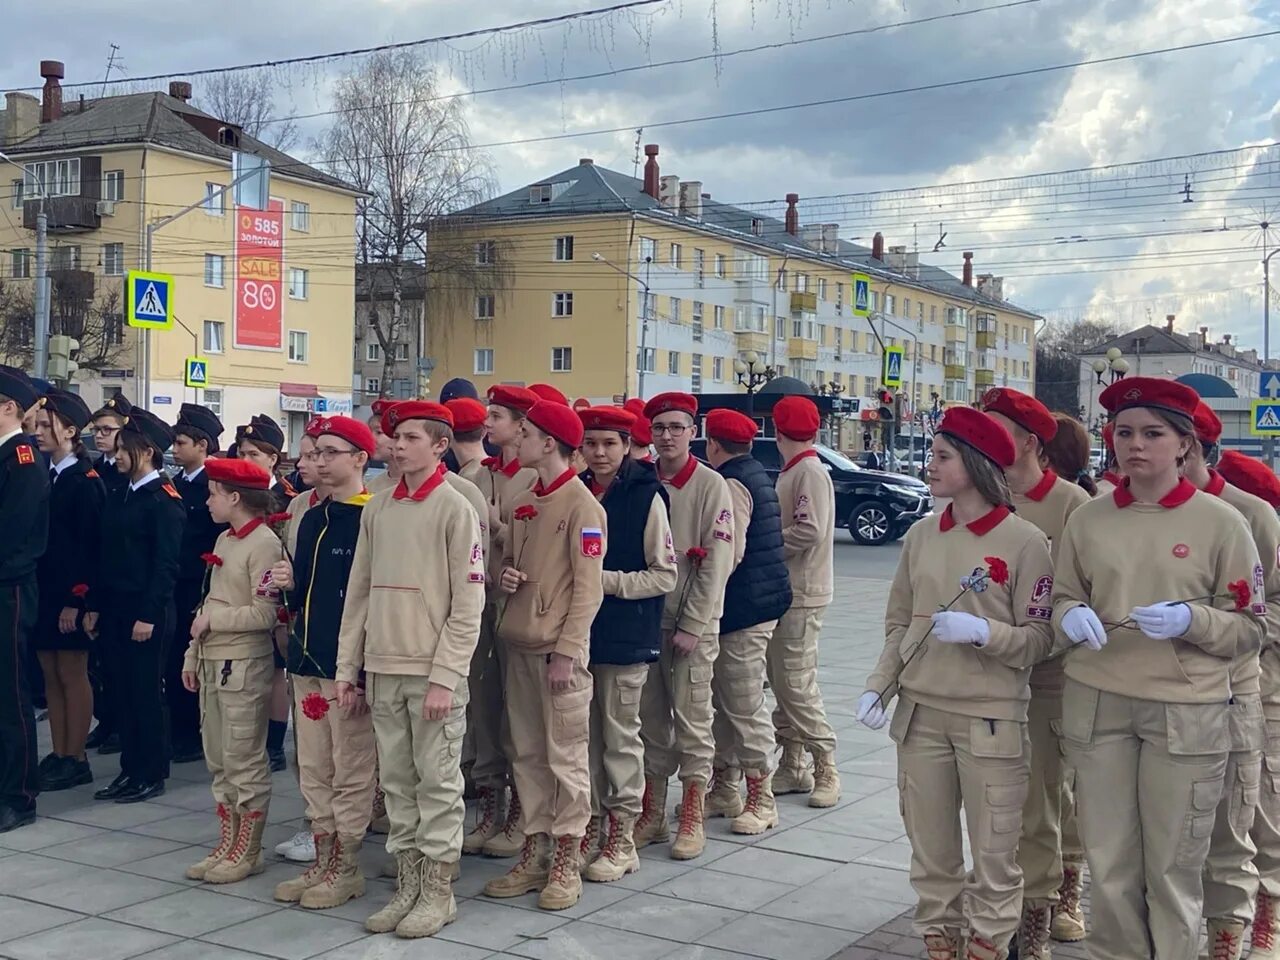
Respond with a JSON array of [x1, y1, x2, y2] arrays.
[[593, 252, 652, 398], [0, 150, 48, 380], [1092, 348, 1130, 387], [1264, 245, 1278, 465], [733, 350, 775, 416]]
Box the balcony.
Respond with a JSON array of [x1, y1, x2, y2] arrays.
[[788, 337, 818, 361], [944, 364, 967, 381], [24, 196, 101, 234], [945, 324, 968, 344], [734, 331, 770, 356], [975, 368, 995, 387], [790, 291, 817, 314], [734, 277, 766, 302], [976, 330, 997, 349]]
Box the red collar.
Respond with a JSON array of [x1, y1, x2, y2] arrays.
[[1023, 469, 1057, 502], [308, 489, 321, 507], [639, 454, 654, 463], [660, 455, 698, 489], [1203, 469, 1227, 497], [587, 475, 610, 498], [1103, 471, 1123, 486], [938, 503, 1011, 537], [393, 463, 447, 502], [228, 517, 265, 539], [782, 449, 819, 473], [483, 454, 522, 478], [534, 467, 577, 498], [1113, 476, 1197, 509]]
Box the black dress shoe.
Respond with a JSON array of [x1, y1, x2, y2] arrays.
[[172, 745, 204, 764], [96, 733, 122, 756], [115, 780, 165, 804], [267, 747, 286, 773], [43, 757, 92, 792], [38, 751, 59, 774], [94, 773, 132, 801], [85, 725, 112, 749], [0, 806, 36, 833]]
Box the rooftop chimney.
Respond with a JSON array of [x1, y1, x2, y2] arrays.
[[3, 92, 40, 145], [1165, 314, 1176, 333], [871, 232, 884, 261], [40, 60, 64, 124], [169, 81, 192, 102], [579, 157, 593, 165], [1223, 334, 1233, 345], [679, 181, 703, 219], [962, 251, 974, 287], [642, 144, 660, 199], [784, 193, 799, 236]]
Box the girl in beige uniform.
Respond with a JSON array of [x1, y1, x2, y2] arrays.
[[1053, 377, 1266, 960], [859, 407, 1055, 960]]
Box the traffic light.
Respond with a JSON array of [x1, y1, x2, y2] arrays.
[[48, 335, 80, 382], [876, 388, 894, 422]]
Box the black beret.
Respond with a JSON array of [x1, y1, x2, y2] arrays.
[[176, 402, 224, 452], [236, 414, 284, 452], [0, 365, 40, 411], [44, 389, 93, 432], [122, 408, 175, 453], [95, 393, 134, 419]]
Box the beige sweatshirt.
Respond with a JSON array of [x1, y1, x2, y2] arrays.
[[335, 469, 485, 690], [1052, 479, 1266, 704], [867, 505, 1055, 722], [184, 520, 281, 669], [473, 456, 538, 591], [727, 478, 752, 570], [776, 449, 834, 607], [366, 472, 395, 496], [659, 455, 736, 636], [285, 489, 320, 557], [445, 471, 490, 579], [598, 489, 679, 600]]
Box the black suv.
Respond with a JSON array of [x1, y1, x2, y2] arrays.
[[689, 438, 933, 545]]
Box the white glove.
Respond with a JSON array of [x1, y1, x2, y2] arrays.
[[930, 611, 990, 647], [1130, 603, 1192, 640], [1062, 605, 1107, 651], [856, 690, 888, 730]]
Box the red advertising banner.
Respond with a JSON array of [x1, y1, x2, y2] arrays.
[[234, 198, 284, 350]]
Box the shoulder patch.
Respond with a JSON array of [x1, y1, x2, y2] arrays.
[[85, 468, 99, 479], [581, 527, 604, 558], [162, 482, 182, 500], [15, 444, 35, 466]]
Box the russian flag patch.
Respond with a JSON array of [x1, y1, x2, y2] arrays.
[[581, 527, 604, 558]]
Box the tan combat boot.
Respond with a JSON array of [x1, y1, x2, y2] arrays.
[[301, 834, 366, 909], [1204, 919, 1247, 960], [483, 833, 550, 898], [670, 779, 706, 860], [923, 928, 962, 960], [771, 742, 813, 795], [731, 770, 780, 835], [365, 851, 423, 933], [704, 766, 744, 819], [1015, 900, 1052, 960], [809, 749, 841, 808], [186, 803, 237, 880], [205, 809, 266, 884], [583, 811, 639, 883], [1255, 891, 1280, 959], [1050, 857, 1086, 942], [463, 785, 502, 855], [370, 787, 389, 835], [538, 835, 583, 910], [964, 933, 1008, 960], [580, 815, 601, 867], [395, 858, 457, 938], [633, 776, 670, 848], [273, 832, 334, 902], [482, 784, 524, 858]]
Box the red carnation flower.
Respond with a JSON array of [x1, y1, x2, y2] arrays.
[[70, 584, 89, 598], [1227, 579, 1252, 611], [686, 546, 708, 566], [300, 692, 331, 721], [513, 505, 538, 522], [201, 552, 223, 567], [984, 556, 1009, 586], [276, 607, 291, 625]]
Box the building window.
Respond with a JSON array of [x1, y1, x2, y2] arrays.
[[51, 245, 81, 270], [10, 249, 31, 279], [202, 388, 223, 417], [714, 253, 726, 278], [290, 201, 310, 232], [529, 184, 553, 204], [203, 319, 225, 354], [475, 294, 495, 320], [668, 351, 680, 375], [24, 158, 79, 198], [639, 237, 656, 262], [714, 305, 725, 330], [694, 248, 705, 287], [203, 182, 225, 216], [775, 315, 785, 341], [817, 278, 827, 300], [691, 354, 703, 393], [395, 342, 410, 361], [204, 254, 225, 287], [638, 347, 656, 373], [692, 302, 704, 342], [288, 268, 308, 299], [10, 180, 21, 209], [288, 330, 309, 363], [365, 377, 381, 396], [474, 348, 494, 374], [669, 296, 682, 324], [884, 294, 895, 315], [366, 341, 382, 362], [751, 218, 764, 237], [475, 240, 496, 265], [105, 312, 124, 345], [795, 273, 809, 293], [102, 170, 124, 202], [903, 298, 911, 319], [102, 243, 124, 276], [670, 242, 682, 268], [931, 305, 938, 324], [553, 292, 573, 317], [713, 356, 724, 381], [552, 347, 573, 372], [554, 236, 574, 262]]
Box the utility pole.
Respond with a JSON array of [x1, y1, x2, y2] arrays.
[[1264, 229, 1277, 466], [592, 252, 651, 398]]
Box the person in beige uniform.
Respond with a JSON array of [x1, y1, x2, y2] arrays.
[[483, 400, 606, 910], [624, 398, 655, 462], [336, 400, 485, 940], [859, 407, 1054, 960], [979, 387, 1090, 959], [365, 401, 398, 496], [768, 396, 841, 808], [636, 392, 736, 860], [182, 458, 282, 885], [446, 398, 489, 484], [1053, 377, 1266, 960], [1186, 404, 1280, 958]]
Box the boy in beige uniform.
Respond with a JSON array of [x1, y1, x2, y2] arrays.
[[980, 388, 1090, 957], [768, 396, 842, 809], [182, 459, 283, 885], [336, 400, 485, 940], [484, 400, 606, 910], [636, 392, 736, 860]]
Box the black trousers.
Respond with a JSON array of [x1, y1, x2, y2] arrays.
[[0, 579, 38, 813], [166, 579, 202, 753], [100, 601, 173, 784]]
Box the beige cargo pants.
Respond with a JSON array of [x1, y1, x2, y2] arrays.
[[463, 602, 512, 789], [640, 628, 720, 785], [369, 673, 469, 862], [1203, 693, 1264, 923], [712, 622, 778, 772], [1253, 717, 1280, 900], [767, 605, 836, 755], [1062, 678, 1229, 960], [891, 695, 1029, 945], [199, 654, 274, 814], [1018, 692, 1065, 902], [589, 663, 648, 819], [293, 675, 378, 837], [506, 650, 593, 838]]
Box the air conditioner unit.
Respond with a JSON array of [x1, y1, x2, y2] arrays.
[[96, 200, 116, 216]]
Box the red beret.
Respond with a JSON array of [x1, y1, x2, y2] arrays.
[[1194, 401, 1222, 444], [527, 399, 584, 448], [205, 457, 272, 490], [317, 415, 376, 457], [370, 398, 393, 417], [706, 408, 759, 445], [643, 392, 697, 420], [1102, 421, 1114, 452], [572, 397, 591, 412], [624, 399, 652, 445], [303, 416, 327, 439], [529, 383, 569, 406], [1217, 449, 1280, 509], [773, 395, 820, 441], [382, 401, 453, 437], [980, 387, 1057, 444], [579, 406, 636, 435], [1099, 376, 1199, 420], [938, 407, 1016, 469], [487, 384, 538, 414], [445, 398, 487, 433]]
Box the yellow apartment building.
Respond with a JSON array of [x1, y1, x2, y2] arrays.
[[1, 62, 362, 449]]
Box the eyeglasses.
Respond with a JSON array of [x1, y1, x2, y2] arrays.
[[651, 423, 690, 437], [91, 426, 121, 437], [312, 447, 357, 462]]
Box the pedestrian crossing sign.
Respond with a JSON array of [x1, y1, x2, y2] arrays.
[[127, 270, 174, 330], [1252, 400, 1280, 436], [184, 357, 209, 389], [883, 345, 904, 389], [853, 273, 871, 317]]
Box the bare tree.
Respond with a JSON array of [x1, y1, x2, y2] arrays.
[[1034, 319, 1122, 416], [0, 278, 130, 373], [195, 72, 300, 153], [317, 50, 506, 396]]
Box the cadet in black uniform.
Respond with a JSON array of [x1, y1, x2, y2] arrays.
[[0, 366, 50, 832], [84, 408, 185, 804], [34, 390, 105, 792], [169, 403, 226, 764]]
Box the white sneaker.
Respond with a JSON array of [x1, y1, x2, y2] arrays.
[[274, 830, 315, 863]]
